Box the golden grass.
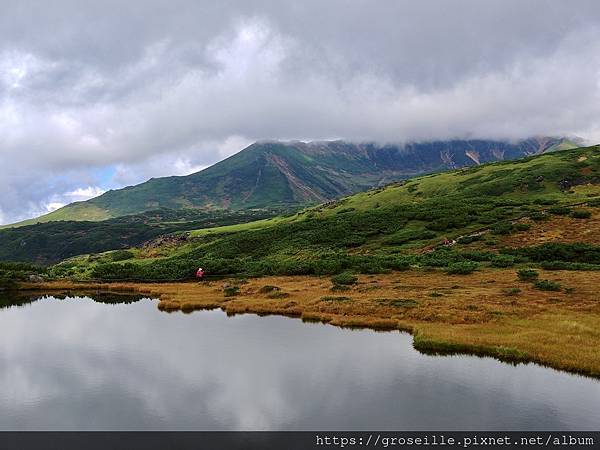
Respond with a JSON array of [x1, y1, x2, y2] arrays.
[[467, 210, 600, 251], [22, 268, 600, 377]]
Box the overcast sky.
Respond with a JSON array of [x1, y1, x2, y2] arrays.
[[1, 0, 600, 224]]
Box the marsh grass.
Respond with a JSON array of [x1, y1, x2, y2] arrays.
[[381, 299, 419, 308], [259, 285, 280, 294], [330, 285, 351, 292], [502, 287, 522, 296], [320, 296, 352, 302]]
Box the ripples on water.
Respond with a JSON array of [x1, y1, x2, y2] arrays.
[[0, 293, 598, 430]]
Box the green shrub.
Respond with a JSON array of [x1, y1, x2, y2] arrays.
[[571, 209, 592, 219], [352, 258, 388, 274], [548, 206, 571, 216], [457, 234, 482, 244], [540, 261, 600, 271], [420, 248, 464, 267], [267, 291, 290, 299], [533, 198, 558, 205], [491, 255, 515, 268], [505, 243, 600, 264], [446, 261, 479, 274], [461, 251, 494, 262], [331, 272, 358, 285], [491, 222, 514, 235], [426, 216, 468, 231], [390, 258, 411, 271], [513, 223, 531, 231], [533, 279, 562, 291], [223, 286, 240, 297], [529, 211, 549, 221], [311, 258, 346, 275], [517, 268, 539, 281], [110, 250, 134, 261], [383, 229, 436, 245]]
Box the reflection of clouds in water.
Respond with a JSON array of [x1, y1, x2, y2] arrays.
[[0, 296, 598, 430]]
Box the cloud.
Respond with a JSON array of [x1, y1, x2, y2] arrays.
[[65, 186, 106, 201], [40, 186, 106, 215], [42, 186, 106, 214], [1, 1, 600, 223]]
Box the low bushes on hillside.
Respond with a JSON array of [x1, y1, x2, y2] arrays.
[[548, 206, 571, 216], [540, 261, 600, 271], [571, 209, 592, 219], [504, 243, 600, 264], [529, 211, 549, 221], [0, 262, 44, 289], [517, 268, 539, 281], [513, 223, 531, 231], [446, 261, 479, 275], [491, 222, 514, 235], [331, 272, 358, 286], [490, 255, 515, 268], [533, 279, 562, 291]]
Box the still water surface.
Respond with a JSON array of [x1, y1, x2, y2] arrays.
[[0, 293, 598, 430]]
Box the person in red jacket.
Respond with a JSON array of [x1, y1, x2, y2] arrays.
[[196, 267, 205, 280]]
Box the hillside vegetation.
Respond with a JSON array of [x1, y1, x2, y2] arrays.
[[10, 137, 576, 227], [51, 145, 600, 281], [0, 207, 293, 264]]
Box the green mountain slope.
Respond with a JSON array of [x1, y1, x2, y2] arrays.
[[53, 144, 599, 281], [13, 137, 578, 227], [0, 207, 293, 264]]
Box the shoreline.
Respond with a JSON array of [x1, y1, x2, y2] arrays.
[[15, 268, 600, 379]]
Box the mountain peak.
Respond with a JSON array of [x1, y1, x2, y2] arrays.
[[10, 137, 578, 227]]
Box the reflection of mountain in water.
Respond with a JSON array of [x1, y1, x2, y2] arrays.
[[0, 293, 38, 309], [72, 292, 147, 305], [0, 291, 147, 309]]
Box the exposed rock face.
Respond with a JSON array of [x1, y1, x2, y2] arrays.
[[143, 234, 188, 249]]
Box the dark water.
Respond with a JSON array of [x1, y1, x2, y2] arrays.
[[0, 293, 598, 430]]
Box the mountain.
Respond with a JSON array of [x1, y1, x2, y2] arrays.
[[14, 137, 579, 226], [52, 144, 599, 280], [0, 207, 292, 264]]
